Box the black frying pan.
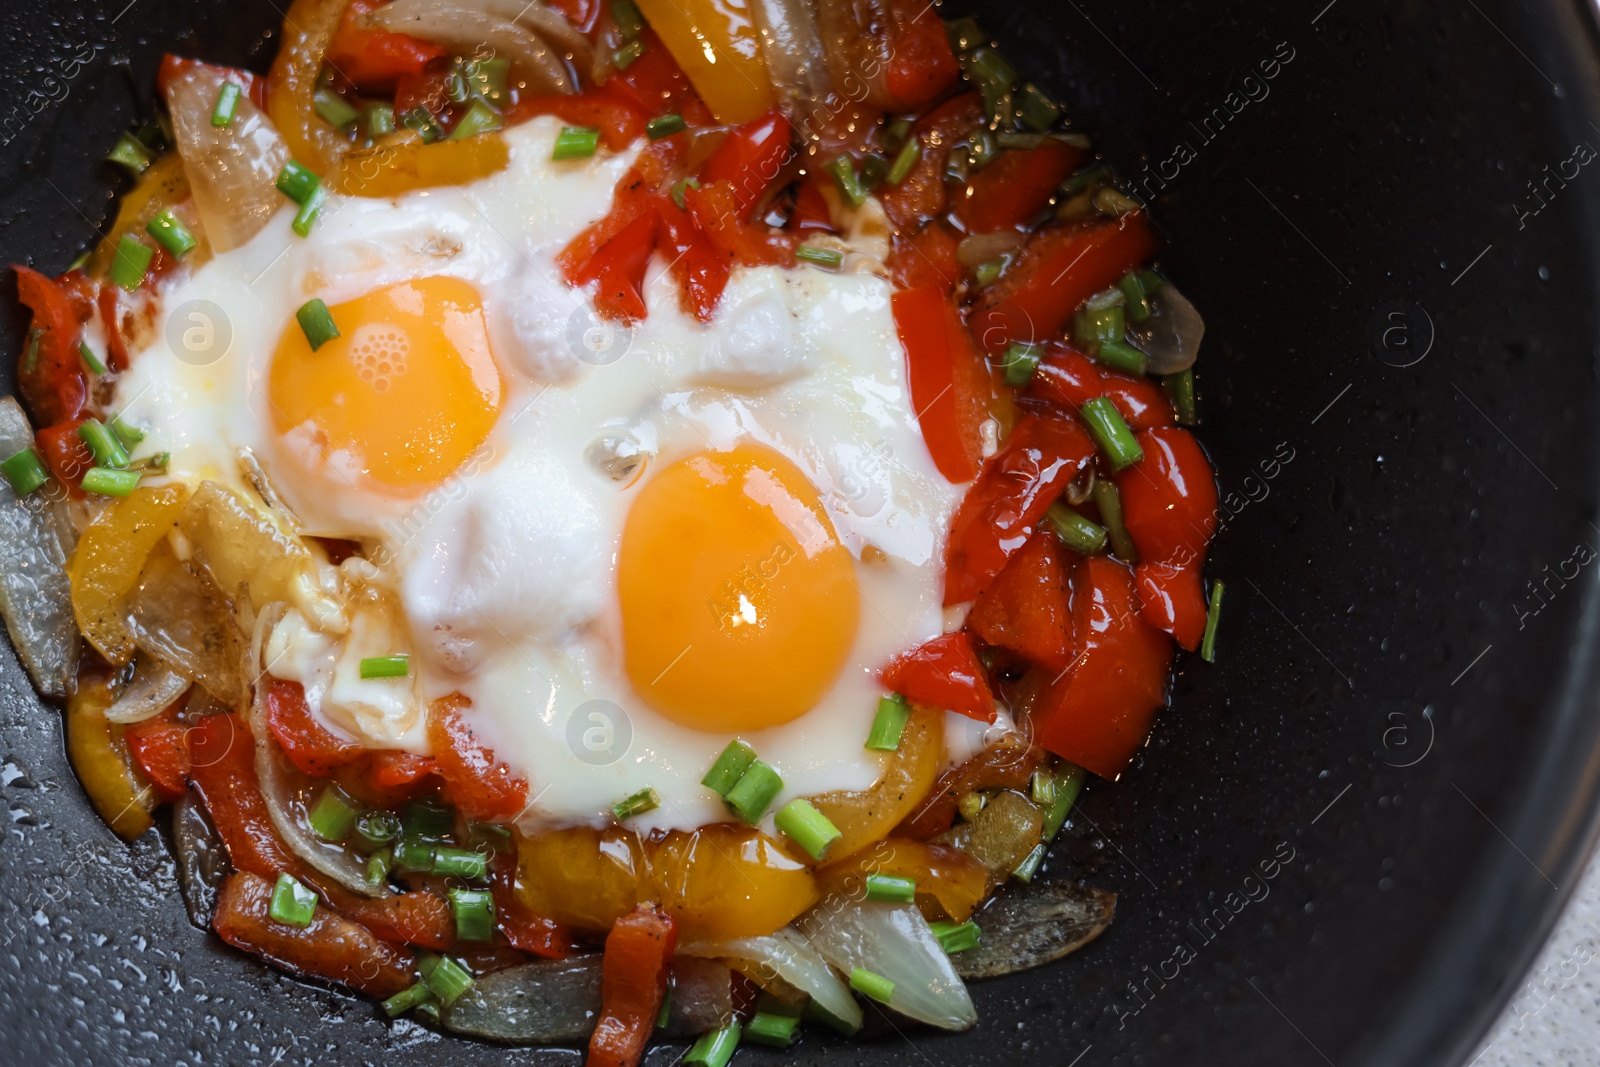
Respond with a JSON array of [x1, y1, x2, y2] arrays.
[[4, 1, 1600, 1063]]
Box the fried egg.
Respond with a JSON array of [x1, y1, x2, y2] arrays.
[[112, 116, 992, 832]]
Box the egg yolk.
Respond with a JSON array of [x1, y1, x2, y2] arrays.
[[268, 277, 502, 492], [618, 444, 861, 732]]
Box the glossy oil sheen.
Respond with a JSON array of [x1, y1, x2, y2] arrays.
[[4, 2, 1600, 1065]]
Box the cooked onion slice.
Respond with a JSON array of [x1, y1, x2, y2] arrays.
[[1127, 282, 1205, 375], [750, 0, 833, 130], [797, 900, 977, 1031], [0, 397, 78, 697], [442, 956, 603, 1043], [366, 0, 579, 95], [104, 655, 191, 724], [953, 880, 1116, 979], [683, 926, 863, 1033], [247, 603, 388, 897]]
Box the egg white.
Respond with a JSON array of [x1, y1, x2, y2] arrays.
[[113, 117, 994, 832]]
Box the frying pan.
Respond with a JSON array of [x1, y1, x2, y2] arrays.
[[2, 0, 1599, 1063]]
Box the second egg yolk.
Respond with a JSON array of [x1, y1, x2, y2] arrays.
[[618, 444, 861, 733], [268, 276, 503, 493]]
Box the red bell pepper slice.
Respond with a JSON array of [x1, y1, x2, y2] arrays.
[[787, 174, 834, 234], [324, 0, 448, 91], [35, 419, 92, 496], [581, 211, 658, 322], [558, 140, 679, 283], [97, 285, 131, 373], [427, 693, 529, 822], [879, 631, 997, 723], [953, 139, 1084, 234], [547, 0, 600, 33], [656, 195, 731, 323], [891, 285, 991, 484], [587, 905, 677, 1067], [889, 220, 962, 295], [1031, 556, 1173, 778], [14, 265, 87, 427], [878, 0, 962, 111], [1114, 428, 1218, 568], [213, 871, 417, 997], [157, 55, 269, 110], [699, 109, 793, 215], [897, 735, 1046, 839], [879, 94, 984, 231], [970, 214, 1158, 353], [1134, 560, 1207, 651], [265, 678, 365, 777], [966, 530, 1074, 672], [605, 30, 713, 124], [331, 886, 455, 951], [190, 712, 301, 879], [684, 180, 798, 267], [493, 861, 581, 958], [1026, 344, 1175, 431], [125, 710, 192, 803], [512, 89, 649, 153], [943, 413, 1095, 605]]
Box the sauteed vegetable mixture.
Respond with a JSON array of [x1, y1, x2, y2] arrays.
[[0, 0, 1218, 1060]]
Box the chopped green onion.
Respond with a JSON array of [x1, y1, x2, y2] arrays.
[[400, 106, 444, 144], [296, 298, 340, 351], [146, 209, 198, 259], [612, 38, 646, 69], [966, 127, 999, 170], [1013, 842, 1046, 883], [647, 113, 687, 140], [996, 131, 1051, 151], [1139, 269, 1165, 294], [957, 790, 987, 821], [107, 132, 154, 176], [1093, 339, 1148, 377], [553, 125, 601, 161], [946, 15, 982, 52], [656, 977, 675, 1028], [744, 1011, 799, 1048], [110, 414, 145, 449], [127, 451, 170, 474], [1092, 479, 1137, 563], [366, 102, 397, 138], [670, 175, 700, 210], [725, 760, 783, 823], [109, 236, 153, 291], [211, 82, 243, 128], [1043, 763, 1084, 841], [419, 953, 475, 1007], [857, 152, 888, 192], [469, 822, 514, 854], [465, 57, 511, 105], [449, 887, 495, 941], [392, 836, 436, 873], [865, 694, 911, 751], [826, 155, 868, 208], [1080, 397, 1144, 472], [450, 99, 504, 141], [268, 872, 317, 928], [78, 420, 129, 469], [1201, 580, 1225, 663], [612, 0, 644, 40], [1120, 270, 1152, 323], [309, 784, 360, 841], [1, 448, 49, 496], [613, 787, 661, 821], [929, 919, 982, 955], [774, 798, 841, 861], [944, 145, 971, 185], [1016, 83, 1061, 132], [1095, 186, 1143, 215], [1045, 503, 1106, 555], [1073, 303, 1124, 349], [1165, 368, 1197, 426], [1060, 164, 1109, 199], [972, 255, 1011, 288], [864, 872, 916, 903], [291, 185, 326, 238], [431, 848, 484, 883], [78, 341, 107, 376], [849, 967, 895, 1004], [275, 160, 321, 205], [1000, 341, 1042, 387], [1031, 769, 1057, 808], [795, 245, 843, 270], [365, 847, 394, 886], [382, 980, 435, 1017], [963, 46, 1017, 120], [887, 136, 921, 185], [885, 116, 913, 147], [414, 999, 441, 1024], [702, 740, 757, 796], [314, 87, 361, 129], [359, 654, 410, 679], [685, 1021, 743, 1067], [404, 797, 456, 841]]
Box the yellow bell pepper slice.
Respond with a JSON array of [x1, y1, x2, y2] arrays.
[[809, 703, 944, 862], [633, 0, 777, 125], [67, 484, 192, 665], [67, 673, 156, 840], [648, 823, 820, 942], [268, 0, 351, 177], [332, 133, 511, 198], [90, 154, 202, 277]]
